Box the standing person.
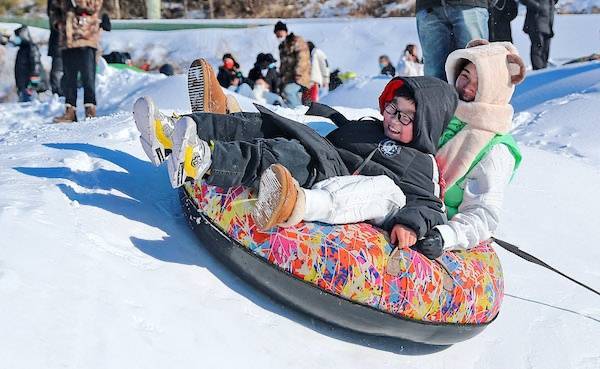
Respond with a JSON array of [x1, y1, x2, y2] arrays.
[[307, 41, 330, 102], [52, 0, 103, 123], [522, 0, 557, 70], [416, 0, 489, 80], [273, 21, 310, 108], [47, 0, 63, 96], [247, 53, 280, 93], [397, 44, 424, 77], [379, 55, 396, 77], [488, 0, 518, 42], [13, 25, 47, 102]]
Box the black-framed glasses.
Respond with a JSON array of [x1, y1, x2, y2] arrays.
[[384, 103, 414, 126]]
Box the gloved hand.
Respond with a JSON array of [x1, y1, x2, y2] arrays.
[[412, 229, 444, 260]]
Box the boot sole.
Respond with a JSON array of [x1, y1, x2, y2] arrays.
[[187, 59, 207, 113], [168, 117, 197, 188], [253, 164, 298, 230], [133, 96, 165, 166]]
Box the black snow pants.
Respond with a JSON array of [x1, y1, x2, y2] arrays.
[[529, 32, 552, 70], [62, 46, 97, 106], [188, 111, 345, 190]]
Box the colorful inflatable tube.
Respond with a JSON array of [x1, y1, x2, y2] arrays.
[[180, 181, 504, 345]]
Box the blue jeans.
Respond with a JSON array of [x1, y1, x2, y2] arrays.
[[417, 5, 489, 81], [282, 82, 302, 108]]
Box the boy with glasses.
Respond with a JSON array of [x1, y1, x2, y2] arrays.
[[132, 60, 457, 258]]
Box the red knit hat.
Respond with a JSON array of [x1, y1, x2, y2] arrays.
[[378, 78, 405, 114]]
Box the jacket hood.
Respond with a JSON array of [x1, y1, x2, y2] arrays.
[[381, 76, 458, 154], [14, 25, 32, 44]]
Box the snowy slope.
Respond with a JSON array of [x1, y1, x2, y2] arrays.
[[1, 16, 600, 369]]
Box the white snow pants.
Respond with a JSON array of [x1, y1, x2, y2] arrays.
[[302, 175, 406, 226]]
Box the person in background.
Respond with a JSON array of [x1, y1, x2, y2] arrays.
[[13, 25, 47, 102], [396, 44, 424, 77], [47, 0, 63, 96], [488, 0, 518, 42], [217, 53, 244, 89], [273, 20, 310, 108], [52, 0, 103, 122], [247, 52, 280, 93], [379, 55, 396, 77], [415, 0, 488, 80], [522, 0, 557, 69], [307, 41, 330, 102]]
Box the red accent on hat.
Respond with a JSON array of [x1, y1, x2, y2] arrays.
[[378, 78, 404, 114]]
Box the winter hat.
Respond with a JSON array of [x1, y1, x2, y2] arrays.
[[378, 78, 405, 114], [274, 21, 288, 33], [445, 39, 525, 105]]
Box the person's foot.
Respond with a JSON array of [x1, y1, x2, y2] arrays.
[[252, 164, 304, 230], [167, 116, 212, 188], [133, 96, 176, 166], [53, 104, 77, 123], [84, 103, 96, 119], [187, 58, 228, 114]]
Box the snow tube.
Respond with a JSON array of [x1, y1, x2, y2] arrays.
[[180, 181, 503, 345]]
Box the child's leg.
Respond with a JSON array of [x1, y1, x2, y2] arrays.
[[168, 117, 313, 189], [304, 175, 406, 225]]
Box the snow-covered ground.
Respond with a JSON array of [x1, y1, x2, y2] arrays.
[[1, 16, 600, 369]]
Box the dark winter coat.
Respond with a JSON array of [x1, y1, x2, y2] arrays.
[[488, 0, 518, 42], [522, 0, 557, 36], [47, 0, 61, 57], [416, 0, 488, 12], [217, 66, 243, 89], [14, 26, 47, 92], [278, 33, 311, 88], [247, 65, 280, 93], [257, 76, 458, 237], [380, 64, 396, 77]]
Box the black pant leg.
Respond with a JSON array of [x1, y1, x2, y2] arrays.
[[542, 35, 551, 67], [61, 48, 79, 106], [529, 32, 546, 70], [207, 137, 313, 190], [189, 112, 273, 142], [79, 47, 97, 105], [50, 53, 64, 96]]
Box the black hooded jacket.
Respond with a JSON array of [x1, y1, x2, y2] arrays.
[[14, 26, 46, 92], [257, 76, 458, 237]]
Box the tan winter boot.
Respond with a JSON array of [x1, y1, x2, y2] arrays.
[[84, 103, 96, 119], [252, 164, 306, 230], [187, 58, 228, 114], [53, 104, 77, 123]]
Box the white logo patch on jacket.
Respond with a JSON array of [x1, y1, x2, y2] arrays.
[[378, 139, 402, 158]]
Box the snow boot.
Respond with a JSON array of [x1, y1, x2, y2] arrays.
[[187, 58, 228, 114], [133, 96, 176, 166], [84, 103, 96, 119], [252, 164, 305, 230], [53, 104, 77, 123], [167, 116, 212, 188]]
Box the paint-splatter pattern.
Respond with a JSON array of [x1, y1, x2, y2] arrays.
[[186, 181, 503, 324]]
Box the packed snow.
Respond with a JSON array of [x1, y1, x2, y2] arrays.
[[1, 15, 599, 369]]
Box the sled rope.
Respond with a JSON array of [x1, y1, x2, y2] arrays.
[[492, 237, 600, 297]]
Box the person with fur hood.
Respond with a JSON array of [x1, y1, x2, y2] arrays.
[[417, 39, 525, 257], [52, 0, 103, 123], [273, 21, 311, 108], [132, 59, 457, 256]]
